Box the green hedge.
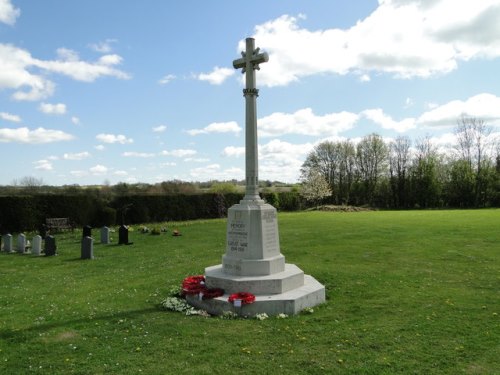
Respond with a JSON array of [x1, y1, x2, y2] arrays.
[[0, 192, 301, 233]]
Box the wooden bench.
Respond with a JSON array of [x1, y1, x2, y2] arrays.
[[45, 218, 75, 232]]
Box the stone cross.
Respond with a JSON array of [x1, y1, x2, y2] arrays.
[[233, 38, 268, 201]]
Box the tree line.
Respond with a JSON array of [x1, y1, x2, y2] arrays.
[[300, 116, 500, 209]]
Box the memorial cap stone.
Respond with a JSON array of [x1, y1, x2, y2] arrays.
[[82, 225, 92, 238]]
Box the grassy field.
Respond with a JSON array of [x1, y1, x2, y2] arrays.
[[0, 210, 498, 374]]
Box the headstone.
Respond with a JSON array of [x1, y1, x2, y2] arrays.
[[118, 225, 132, 245], [32, 235, 42, 256], [82, 225, 92, 238], [185, 38, 325, 317], [17, 233, 26, 254], [44, 235, 57, 256], [39, 224, 47, 239], [3, 234, 13, 253], [100, 226, 110, 244], [81, 236, 94, 259]]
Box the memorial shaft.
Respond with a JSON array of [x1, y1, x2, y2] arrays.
[[233, 38, 268, 201]]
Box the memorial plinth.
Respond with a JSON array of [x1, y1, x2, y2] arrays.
[[186, 38, 325, 316]]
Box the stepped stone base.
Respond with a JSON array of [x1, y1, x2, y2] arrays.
[[186, 275, 325, 317]]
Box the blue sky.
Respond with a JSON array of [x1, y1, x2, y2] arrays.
[[1, 0, 500, 185]]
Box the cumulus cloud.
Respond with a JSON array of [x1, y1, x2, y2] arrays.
[[0, 127, 74, 143], [95, 133, 133, 144], [89, 164, 108, 175], [122, 151, 155, 158], [417, 93, 500, 127], [160, 149, 197, 157], [0, 0, 20, 25], [197, 67, 234, 85], [63, 152, 91, 160], [39, 102, 66, 115], [113, 170, 128, 176], [258, 108, 358, 137], [0, 111, 21, 122], [187, 121, 241, 136], [152, 125, 167, 133], [0, 44, 130, 101], [244, 0, 500, 86], [71, 116, 80, 125], [33, 159, 53, 171], [362, 109, 416, 132], [222, 146, 245, 158]]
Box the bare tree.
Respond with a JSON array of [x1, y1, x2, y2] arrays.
[[356, 133, 388, 204], [389, 136, 411, 207]]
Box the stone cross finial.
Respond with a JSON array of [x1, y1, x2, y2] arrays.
[[233, 38, 268, 201]]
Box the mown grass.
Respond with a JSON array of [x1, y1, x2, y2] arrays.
[[0, 210, 498, 374]]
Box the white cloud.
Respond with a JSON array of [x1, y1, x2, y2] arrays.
[[0, 44, 130, 101], [113, 170, 128, 176], [39, 102, 67, 115], [222, 146, 245, 158], [71, 116, 80, 125], [33, 159, 53, 171], [159, 162, 177, 167], [160, 149, 197, 157], [70, 170, 88, 178], [362, 109, 416, 132], [63, 151, 91, 160], [258, 108, 358, 137], [0, 127, 74, 143], [417, 93, 500, 127], [0, 0, 20, 25], [94, 144, 105, 151], [0, 111, 21, 122], [184, 157, 210, 163], [88, 39, 117, 53], [245, 1, 500, 86], [187, 121, 241, 136], [89, 164, 108, 175], [122, 151, 155, 158], [152, 125, 167, 133], [359, 74, 371, 82], [197, 66, 234, 85], [159, 74, 176, 84], [95, 133, 133, 144]]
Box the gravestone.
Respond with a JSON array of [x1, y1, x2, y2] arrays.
[[32, 235, 42, 256], [45, 236, 57, 256], [118, 225, 132, 245], [17, 233, 26, 254], [82, 225, 92, 238], [39, 224, 47, 239], [81, 236, 94, 259], [3, 234, 13, 253], [100, 226, 110, 244], [186, 38, 325, 316]]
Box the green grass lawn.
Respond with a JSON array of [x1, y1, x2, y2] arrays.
[[0, 210, 498, 374]]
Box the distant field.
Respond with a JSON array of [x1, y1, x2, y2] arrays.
[[0, 210, 498, 374]]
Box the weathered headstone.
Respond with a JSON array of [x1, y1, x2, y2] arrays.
[[81, 236, 94, 259], [17, 233, 26, 254], [100, 226, 110, 244], [186, 38, 325, 316], [118, 225, 131, 245], [32, 235, 42, 256], [44, 235, 57, 256], [3, 234, 13, 253], [82, 225, 92, 238]]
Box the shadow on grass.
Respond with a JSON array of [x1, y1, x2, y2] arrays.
[[0, 306, 160, 342]]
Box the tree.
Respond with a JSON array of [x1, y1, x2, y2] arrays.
[[300, 168, 332, 208], [356, 134, 388, 205], [454, 116, 493, 206], [389, 136, 411, 208]]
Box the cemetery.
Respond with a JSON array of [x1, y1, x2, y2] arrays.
[[0, 210, 498, 373]]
